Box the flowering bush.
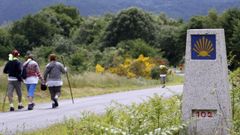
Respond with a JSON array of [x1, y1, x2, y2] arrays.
[[107, 54, 156, 78], [95, 64, 105, 73], [96, 54, 169, 79]]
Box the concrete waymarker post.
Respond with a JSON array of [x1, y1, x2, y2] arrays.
[[182, 29, 232, 135]]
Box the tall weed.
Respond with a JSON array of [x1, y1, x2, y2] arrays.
[[24, 94, 183, 135]]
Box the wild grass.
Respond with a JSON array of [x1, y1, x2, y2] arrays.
[[0, 71, 183, 112], [0, 60, 5, 67], [22, 94, 185, 135]]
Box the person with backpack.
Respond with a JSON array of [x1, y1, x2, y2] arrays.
[[22, 53, 42, 110], [43, 54, 67, 108], [3, 50, 24, 111]]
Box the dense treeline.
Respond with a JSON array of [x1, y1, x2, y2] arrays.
[[0, 4, 240, 72]]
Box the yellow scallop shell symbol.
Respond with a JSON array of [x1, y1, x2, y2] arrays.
[[193, 36, 214, 57]]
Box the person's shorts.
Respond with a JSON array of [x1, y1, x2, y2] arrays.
[[26, 84, 37, 97]]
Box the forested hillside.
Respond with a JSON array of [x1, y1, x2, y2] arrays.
[[1, 0, 240, 24], [1, 4, 240, 77]]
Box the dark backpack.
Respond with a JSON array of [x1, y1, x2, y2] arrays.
[[21, 61, 30, 79]]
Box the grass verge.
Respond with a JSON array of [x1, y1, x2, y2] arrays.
[[22, 94, 184, 135], [0, 72, 183, 112]]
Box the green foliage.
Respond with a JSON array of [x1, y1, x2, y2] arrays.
[[69, 49, 88, 72], [31, 46, 54, 64], [98, 47, 125, 68], [103, 7, 156, 47], [68, 48, 98, 72], [205, 9, 221, 28], [24, 95, 183, 135], [47, 4, 80, 20], [188, 9, 221, 29], [229, 20, 240, 69], [2, 5, 240, 71], [68, 72, 160, 89], [11, 34, 29, 54], [0, 28, 13, 58], [219, 8, 240, 70], [8, 4, 82, 55], [220, 8, 240, 45], [151, 66, 161, 79], [117, 39, 159, 58], [71, 17, 107, 45], [188, 16, 206, 29], [52, 35, 77, 55], [230, 68, 240, 134], [155, 25, 184, 66], [10, 14, 58, 49], [42, 4, 83, 36]]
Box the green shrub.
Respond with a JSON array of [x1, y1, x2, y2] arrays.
[[230, 68, 240, 134], [151, 66, 161, 79], [117, 39, 159, 58], [24, 94, 184, 135], [31, 46, 54, 64], [96, 47, 125, 68]]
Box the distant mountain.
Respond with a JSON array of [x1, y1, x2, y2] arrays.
[[1, 0, 240, 25]]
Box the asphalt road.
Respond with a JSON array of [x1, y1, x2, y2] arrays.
[[0, 85, 183, 135]]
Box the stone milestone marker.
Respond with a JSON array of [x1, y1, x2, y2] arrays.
[[182, 29, 231, 135]]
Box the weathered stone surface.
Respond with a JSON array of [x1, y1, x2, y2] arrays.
[[182, 29, 231, 135]]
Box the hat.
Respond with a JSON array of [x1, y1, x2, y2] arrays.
[[159, 65, 166, 69], [12, 50, 20, 57]]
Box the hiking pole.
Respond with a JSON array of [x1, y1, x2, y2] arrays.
[[2, 89, 8, 112], [61, 56, 74, 104]]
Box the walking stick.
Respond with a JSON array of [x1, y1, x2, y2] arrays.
[[2, 89, 8, 112], [61, 56, 74, 104]]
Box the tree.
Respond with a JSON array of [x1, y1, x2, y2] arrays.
[[155, 25, 185, 66], [10, 4, 83, 54], [98, 47, 124, 68], [42, 4, 83, 36], [0, 28, 13, 59], [116, 39, 158, 58], [188, 16, 206, 29], [229, 20, 240, 69], [71, 17, 107, 45], [205, 9, 221, 28], [52, 35, 76, 55], [10, 14, 58, 48], [69, 48, 96, 72], [11, 34, 29, 55], [219, 8, 240, 70], [220, 8, 240, 44], [103, 7, 156, 47]]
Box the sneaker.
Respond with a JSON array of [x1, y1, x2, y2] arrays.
[[162, 85, 165, 88], [53, 98, 58, 107], [28, 103, 34, 110], [18, 105, 24, 110], [10, 107, 14, 112], [52, 103, 56, 108]]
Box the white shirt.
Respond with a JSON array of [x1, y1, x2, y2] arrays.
[[24, 76, 39, 84]]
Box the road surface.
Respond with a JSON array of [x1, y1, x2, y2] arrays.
[[0, 85, 183, 135]]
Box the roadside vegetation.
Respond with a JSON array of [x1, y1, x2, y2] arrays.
[[230, 68, 240, 134], [22, 95, 184, 135], [0, 71, 183, 112]]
